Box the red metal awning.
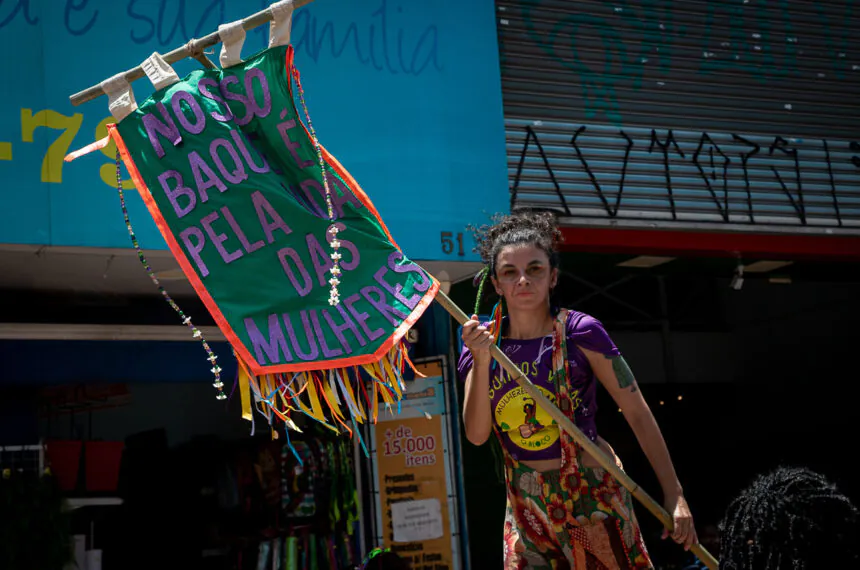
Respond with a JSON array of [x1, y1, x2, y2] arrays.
[[560, 226, 860, 260]]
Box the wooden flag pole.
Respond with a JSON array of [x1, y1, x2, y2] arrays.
[[68, 0, 317, 107], [434, 289, 718, 570]]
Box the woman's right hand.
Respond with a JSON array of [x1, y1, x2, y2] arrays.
[[462, 314, 495, 446], [462, 314, 494, 362]]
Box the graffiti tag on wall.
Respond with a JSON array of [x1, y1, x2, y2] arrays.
[[510, 122, 860, 228]]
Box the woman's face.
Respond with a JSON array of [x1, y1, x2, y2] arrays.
[[491, 244, 558, 312]]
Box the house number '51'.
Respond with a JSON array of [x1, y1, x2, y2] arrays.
[[440, 231, 464, 256]]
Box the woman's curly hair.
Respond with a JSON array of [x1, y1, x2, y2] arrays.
[[719, 466, 859, 569], [470, 210, 563, 276]]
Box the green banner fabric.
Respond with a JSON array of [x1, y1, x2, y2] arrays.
[[109, 44, 438, 386]]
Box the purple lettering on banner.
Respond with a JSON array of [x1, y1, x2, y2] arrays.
[[179, 226, 209, 277], [252, 191, 292, 243], [277, 119, 314, 168], [309, 309, 343, 358], [306, 232, 332, 287], [171, 90, 206, 135], [219, 75, 253, 126], [200, 211, 243, 265], [373, 265, 420, 310], [344, 293, 385, 341], [244, 68, 272, 119], [221, 206, 264, 254], [188, 151, 226, 202], [231, 131, 270, 174], [340, 238, 360, 270], [282, 311, 320, 361], [361, 286, 409, 326], [142, 102, 182, 158], [327, 221, 360, 270], [330, 176, 364, 216], [286, 182, 320, 217], [210, 138, 248, 184], [277, 247, 313, 297], [299, 179, 327, 217], [245, 314, 293, 364], [387, 251, 431, 292], [158, 170, 196, 218], [198, 77, 234, 122], [323, 306, 367, 353]]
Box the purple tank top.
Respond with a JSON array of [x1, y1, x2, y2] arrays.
[[457, 310, 621, 462]]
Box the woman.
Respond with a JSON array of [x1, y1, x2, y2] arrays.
[[458, 211, 697, 569]]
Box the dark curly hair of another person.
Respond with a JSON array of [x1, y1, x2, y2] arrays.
[[470, 210, 563, 276], [719, 466, 859, 569]]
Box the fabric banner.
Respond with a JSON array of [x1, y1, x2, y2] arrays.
[[69, 43, 438, 433]]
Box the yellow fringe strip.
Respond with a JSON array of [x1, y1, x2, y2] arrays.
[[337, 369, 364, 424], [238, 367, 253, 421], [372, 379, 379, 423], [322, 375, 345, 421]]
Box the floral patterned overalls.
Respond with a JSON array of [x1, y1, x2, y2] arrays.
[[496, 310, 653, 569]]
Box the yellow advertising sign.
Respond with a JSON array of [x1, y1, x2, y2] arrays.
[[373, 360, 454, 569]]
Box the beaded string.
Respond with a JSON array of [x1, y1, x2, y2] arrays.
[[473, 266, 504, 370], [473, 267, 489, 315], [292, 68, 342, 306], [115, 151, 225, 400]]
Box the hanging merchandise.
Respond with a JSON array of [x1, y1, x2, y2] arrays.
[[215, 427, 361, 570], [0, 448, 72, 570], [64, 0, 439, 456], [256, 541, 271, 570], [281, 440, 316, 518]]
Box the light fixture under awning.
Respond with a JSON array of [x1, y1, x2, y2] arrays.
[[616, 256, 676, 268], [743, 260, 794, 273]]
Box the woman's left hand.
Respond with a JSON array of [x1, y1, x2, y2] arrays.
[[662, 494, 698, 551]]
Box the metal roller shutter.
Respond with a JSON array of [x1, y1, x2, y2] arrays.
[[497, 0, 860, 233]]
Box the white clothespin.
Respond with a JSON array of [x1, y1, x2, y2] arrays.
[[268, 0, 295, 48], [141, 52, 180, 91], [218, 20, 247, 68], [100, 73, 137, 122]]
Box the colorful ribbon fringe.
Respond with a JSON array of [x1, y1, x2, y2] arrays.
[[236, 341, 420, 460]]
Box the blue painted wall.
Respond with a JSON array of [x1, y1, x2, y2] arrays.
[[0, 0, 508, 261]]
